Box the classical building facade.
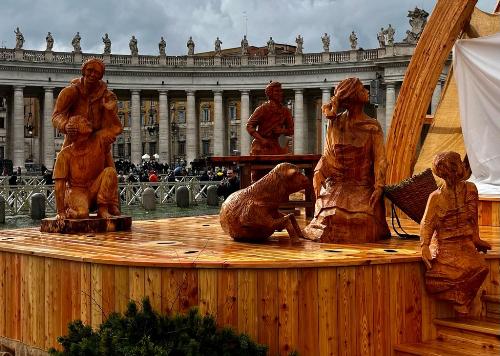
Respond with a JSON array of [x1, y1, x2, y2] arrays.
[[0, 31, 447, 171]]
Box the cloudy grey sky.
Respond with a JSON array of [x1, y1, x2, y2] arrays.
[[1, 0, 498, 55]]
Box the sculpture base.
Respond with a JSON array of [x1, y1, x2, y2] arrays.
[[40, 215, 132, 234]]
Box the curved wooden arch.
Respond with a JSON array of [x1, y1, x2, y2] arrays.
[[385, 0, 477, 184]]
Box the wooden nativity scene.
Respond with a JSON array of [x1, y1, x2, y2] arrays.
[[0, 1, 499, 355]]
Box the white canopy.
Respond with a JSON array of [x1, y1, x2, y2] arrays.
[[141, 153, 150, 160], [454, 32, 500, 194]]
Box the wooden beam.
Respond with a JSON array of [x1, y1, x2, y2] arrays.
[[385, 0, 477, 184]]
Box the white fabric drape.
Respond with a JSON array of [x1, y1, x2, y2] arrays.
[[454, 32, 500, 194]]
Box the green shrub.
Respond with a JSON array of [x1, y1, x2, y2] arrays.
[[49, 297, 268, 356]]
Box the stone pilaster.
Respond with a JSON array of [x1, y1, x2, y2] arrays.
[[321, 87, 332, 151], [186, 90, 197, 166], [158, 90, 169, 164], [385, 82, 396, 134], [240, 90, 250, 156], [43, 87, 55, 169], [213, 90, 224, 156], [12, 86, 25, 170], [130, 89, 142, 165], [293, 89, 305, 154]]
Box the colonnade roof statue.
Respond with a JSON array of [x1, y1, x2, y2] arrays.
[[11, 13, 435, 57], [45, 32, 54, 51]]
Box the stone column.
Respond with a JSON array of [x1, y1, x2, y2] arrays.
[[431, 80, 443, 114], [213, 90, 224, 156], [186, 90, 197, 166], [130, 89, 142, 166], [43, 87, 55, 170], [12, 86, 25, 170], [385, 82, 396, 133], [240, 90, 251, 155], [158, 90, 169, 164], [293, 89, 305, 154], [321, 87, 331, 151]]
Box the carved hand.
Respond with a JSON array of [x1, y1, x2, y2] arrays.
[[65, 121, 78, 136], [369, 187, 383, 208], [313, 171, 325, 199], [475, 239, 492, 254], [102, 95, 117, 111], [421, 245, 432, 270], [97, 131, 116, 146], [56, 211, 67, 220]]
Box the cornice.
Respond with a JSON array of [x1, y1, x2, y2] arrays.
[[0, 61, 386, 79]]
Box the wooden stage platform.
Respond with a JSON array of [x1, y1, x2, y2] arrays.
[[0, 215, 498, 355]]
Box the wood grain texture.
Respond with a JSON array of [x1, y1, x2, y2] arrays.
[[0, 215, 497, 353], [237, 269, 258, 339], [338, 266, 356, 356], [257, 270, 279, 355], [318, 267, 338, 356]]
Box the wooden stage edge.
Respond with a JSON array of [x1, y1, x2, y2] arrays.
[[0, 215, 498, 355]]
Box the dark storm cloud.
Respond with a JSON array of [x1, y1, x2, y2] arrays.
[[0, 0, 497, 55]]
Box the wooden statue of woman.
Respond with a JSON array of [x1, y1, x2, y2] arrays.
[[420, 151, 490, 314], [304, 77, 390, 243]]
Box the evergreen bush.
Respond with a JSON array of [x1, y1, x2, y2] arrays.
[[49, 297, 268, 356]]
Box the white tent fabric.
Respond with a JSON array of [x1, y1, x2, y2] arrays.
[[454, 32, 500, 194]]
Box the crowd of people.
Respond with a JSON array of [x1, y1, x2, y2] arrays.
[[3, 158, 241, 201]]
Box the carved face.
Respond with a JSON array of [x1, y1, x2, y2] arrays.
[[267, 85, 283, 103], [83, 62, 103, 84]]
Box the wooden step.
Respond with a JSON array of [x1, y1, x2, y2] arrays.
[[394, 339, 499, 356], [434, 317, 500, 352], [482, 294, 500, 320]]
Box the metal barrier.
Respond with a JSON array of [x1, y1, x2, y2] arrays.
[[0, 181, 219, 216]]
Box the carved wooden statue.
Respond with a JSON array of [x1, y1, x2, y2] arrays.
[[246, 81, 294, 156], [303, 77, 390, 243], [53, 115, 120, 219], [220, 163, 309, 242], [420, 151, 490, 314], [52, 58, 123, 220]]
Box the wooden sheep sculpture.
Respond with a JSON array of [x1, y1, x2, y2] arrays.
[[220, 163, 309, 242]]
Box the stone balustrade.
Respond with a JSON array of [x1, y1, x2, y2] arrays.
[[0, 43, 417, 68]]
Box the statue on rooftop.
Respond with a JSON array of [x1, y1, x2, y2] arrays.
[[159, 36, 166, 55], [385, 24, 395, 46], [71, 32, 81, 53], [349, 31, 358, 50], [303, 77, 390, 243], [404, 7, 429, 44], [214, 37, 222, 56], [45, 32, 54, 51], [295, 34, 303, 54], [420, 151, 491, 315], [267, 37, 276, 55], [246, 81, 294, 156], [102, 33, 111, 54], [377, 28, 386, 47], [187, 36, 195, 55], [241, 35, 249, 55], [321, 33, 330, 52], [14, 27, 24, 50], [129, 35, 138, 56]]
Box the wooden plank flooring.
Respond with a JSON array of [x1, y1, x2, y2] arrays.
[[0, 216, 497, 268]]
